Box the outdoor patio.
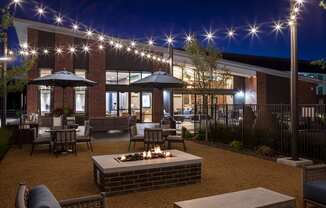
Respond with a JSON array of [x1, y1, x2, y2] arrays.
[[0, 139, 301, 208]]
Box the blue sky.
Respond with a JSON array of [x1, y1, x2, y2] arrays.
[[1, 0, 326, 60]]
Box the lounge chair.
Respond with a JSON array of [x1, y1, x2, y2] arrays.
[[301, 164, 326, 208], [144, 128, 164, 150], [16, 183, 107, 208], [166, 127, 187, 151]]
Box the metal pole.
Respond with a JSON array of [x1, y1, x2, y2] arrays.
[[168, 45, 174, 74], [1, 32, 8, 127], [290, 0, 299, 160]]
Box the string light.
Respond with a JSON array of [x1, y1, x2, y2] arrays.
[[82, 45, 90, 53], [68, 47, 76, 54], [55, 48, 63, 55], [43, 49, 49, 55], [72, 24, 79, 31], [98, 35, 105, 42], [86, 29, 93, 37], [109, 40, 114, 46], [30, 49, 37, 56], [55, 15, 63, 24], [21, 42, 28, 49], [248, 25, 259, 37], [36, 6, 45, 16], [226, 29, 236, 39], [134, 50, 139, 54], [273, 22, 284, 33], [126, 47, 131, 52], [148, 38, 154, 46], [130, 41, 136, 47], [141, 52, 145, 57], [166, 35, 174, 45], [295, 0, 304, 6], [8, 51, 14, 56], [98, 44, 104, 50], [12, 0, 22, 7], [185, 33, 193, 43], [204, 30, 215, 42]]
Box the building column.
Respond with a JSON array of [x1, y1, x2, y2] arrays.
[[88, 41, 106, 118]]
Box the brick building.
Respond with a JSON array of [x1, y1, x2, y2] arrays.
[[13, 18, 322, 123]]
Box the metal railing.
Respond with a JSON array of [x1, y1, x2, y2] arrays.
[[175, 104, 326, 161]]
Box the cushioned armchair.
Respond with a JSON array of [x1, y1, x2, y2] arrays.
[[301, 164, 326, 208], [16, 183, 107, 208]]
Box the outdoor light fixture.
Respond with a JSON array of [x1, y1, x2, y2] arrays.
[[30, 49, 37, 56], [166, 35, 174, 45], [86, 29, 93, 37], [55, 48, 63, 54], [204, 30, 215, 42], [248, 25, 259, 37], [83, 45, 90, 52], [72, 24, 79, 31], [273, 22, 284, 33], [98, 35, 105, 42], [21, 42, 28, 49], [36, 6, 45, 16], [185, 34, 193, 43], [227, 29, 236, 38], [69, 47, 76, 54], [12, 0, 22, 6], [148, 39, 154, 46], [55, 15, 63, 24]]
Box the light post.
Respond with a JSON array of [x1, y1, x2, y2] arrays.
[[290, 0, 299, 160], [1, 31, 8, 128]]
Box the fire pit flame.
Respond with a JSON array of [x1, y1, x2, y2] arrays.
[[118, 146, 172, 162]]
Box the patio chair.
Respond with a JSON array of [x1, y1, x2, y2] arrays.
[[144, 128, 164, 150], [76, 120, 94, 152], [166, 127, 187, 151], [128, 125, 144, 151], [53, 116, 63, 128], [30, 126, 52, 156], [66, 116, 78, 129], [301, 164, 326, 208], [53, 129, 77, 157], [16, 183, 108, 208]]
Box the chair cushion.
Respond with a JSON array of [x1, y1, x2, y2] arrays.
[[304, 180, 326, 205], [131, 135, 144, 141], [29, 185, 61, 208], [167, 135, 183, 141]]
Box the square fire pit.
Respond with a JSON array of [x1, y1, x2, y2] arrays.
[[92, 150, 202, 195]]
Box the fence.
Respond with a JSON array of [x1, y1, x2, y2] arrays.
[[182, 104, 326, 161]]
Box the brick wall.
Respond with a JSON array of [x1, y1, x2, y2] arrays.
[[54, 34, 74, 110], [88, 41, 106, 118], [26, 28, 39, 114], [257, 72, 317, 105]]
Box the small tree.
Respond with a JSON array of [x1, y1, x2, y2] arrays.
[[185, 41, 231, 141]]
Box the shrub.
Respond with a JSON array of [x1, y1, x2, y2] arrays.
[[230, 140, 243, 151], [196, 130, 206, 141], [0, 128, 12, 159], [256, 145, 275, 157], [183, 128, 194, 139]]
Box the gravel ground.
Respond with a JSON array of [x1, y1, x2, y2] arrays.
[[0, 140, 301, 208]]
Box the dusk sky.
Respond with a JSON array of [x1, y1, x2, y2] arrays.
[[1, 0, 326, 60]]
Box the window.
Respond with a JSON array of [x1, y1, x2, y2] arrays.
[[131, 92, 141, 121], [118, 72, 129, 85], [318, 86, 323, 96], [106, 92, 118, 116], [119, 92, 129, 117], [173, 94, 183, 115], [130, 72, 142, 83], [106, 71, 117, 84], [142, 92, 152, 122], [75, 69, 86, 113], [39, 69, 52, 114]]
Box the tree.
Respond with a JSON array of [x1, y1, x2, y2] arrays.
[[185, 41, 231, 90], [1, 8, 35, 126], [185, 41, 231, 141]]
